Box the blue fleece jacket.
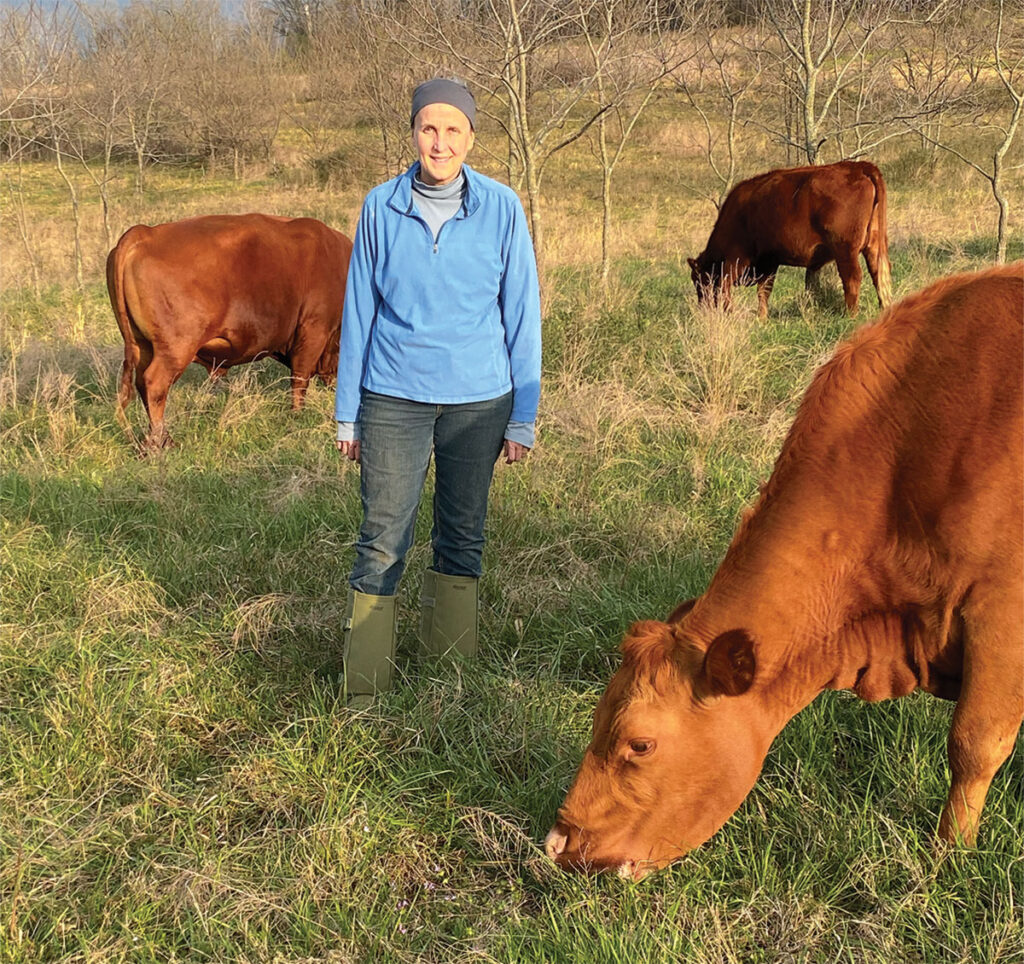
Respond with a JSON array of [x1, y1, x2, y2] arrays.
[[335, 163, 542, 435]]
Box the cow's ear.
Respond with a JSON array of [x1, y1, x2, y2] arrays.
[[687, 257, 698, 270], [666, 597, 697, 624], [702, 629, 756, 697]]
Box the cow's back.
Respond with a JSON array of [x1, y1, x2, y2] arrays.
[[123, 214, 340, 309], [879, 265, 1021, 567], [712, 162, 879, 257], [117, 214, 348, 363], [778, 263, 1022, 583]]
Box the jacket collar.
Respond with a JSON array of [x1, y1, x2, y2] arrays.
[[386, 162, 482, 218]]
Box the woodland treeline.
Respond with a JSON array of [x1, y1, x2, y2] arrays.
[[2, 0, 1021, 281]]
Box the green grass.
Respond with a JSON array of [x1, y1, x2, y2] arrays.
[[2, 109, 1023, 963], [2, 230, 1021, 963]]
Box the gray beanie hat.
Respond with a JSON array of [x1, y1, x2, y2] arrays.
[[410, 78, 476, 130]]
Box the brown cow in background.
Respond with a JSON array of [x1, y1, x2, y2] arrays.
[[107, 213, 352, 451], [688, 160, 892, 317], [546, 263, 1023, 879]]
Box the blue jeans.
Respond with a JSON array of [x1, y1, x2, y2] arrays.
[[349, 390, 513, 596]]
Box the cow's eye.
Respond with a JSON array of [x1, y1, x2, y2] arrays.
[[628, 739, 654, 757]]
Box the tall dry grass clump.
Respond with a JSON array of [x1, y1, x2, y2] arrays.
[[673, 298, 763, 435]]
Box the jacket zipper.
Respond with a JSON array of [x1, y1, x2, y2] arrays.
[[413, 207, 462, 255]]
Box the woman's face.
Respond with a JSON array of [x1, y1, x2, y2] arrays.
[[412, 103, 475, 186]]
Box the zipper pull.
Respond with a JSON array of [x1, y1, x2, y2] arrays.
[[433, 242, 438, 254]]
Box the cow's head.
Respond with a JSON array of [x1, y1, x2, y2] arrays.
[[544, 615, 770, 880], [687, 254, 730, 308]]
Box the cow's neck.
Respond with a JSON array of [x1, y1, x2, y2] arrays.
[[691, 473, 908, 730]]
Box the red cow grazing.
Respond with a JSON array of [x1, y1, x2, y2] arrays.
[[546, 263, 1023, 879], [107, 213, 353, 451], [687, 160, 892, 317]]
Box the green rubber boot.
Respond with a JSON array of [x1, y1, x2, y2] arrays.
[[419, 570, 479, 658], [343, 589, 397, 707]]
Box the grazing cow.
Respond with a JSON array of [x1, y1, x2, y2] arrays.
[[546, 263, 1023, 879], [687, 160, 892, 317], [107, 213, 352, 451]]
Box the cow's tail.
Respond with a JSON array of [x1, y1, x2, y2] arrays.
[[105, 237, 137, 421], [868, 165, 893, 308]]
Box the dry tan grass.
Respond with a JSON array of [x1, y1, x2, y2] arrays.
[[0, 166, 368, 292], [229, 593, 296, 652], [81, 569, 168, 630], [4, 108, 1016, 303]]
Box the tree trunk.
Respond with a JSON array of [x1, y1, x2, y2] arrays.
[[800, 0, 819, 164], [599, 112, 612, 290], [136, 144, 146, 196], [995, 187, 1009, 264], [53, 140, 84, 290], [523, 144, 545, 284], [4, 164, 41, 297]]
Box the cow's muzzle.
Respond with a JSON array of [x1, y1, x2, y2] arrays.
[[543, 823, 570, 861], [544, 821, 671, 880], [544, 821, 635, 876]]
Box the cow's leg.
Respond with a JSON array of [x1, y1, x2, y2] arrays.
[[133, 342, 154, 435], [287, 343, 322, 411], [862, 245, 892, 309], [756, 273, 776, 319], [289, 370, 311, 410], [834, 249, 863, 315], [804, 266, 824, 298], [717, 274, 734, 312], [939, 591, 1024, 845], [138, 356, 180, 452]]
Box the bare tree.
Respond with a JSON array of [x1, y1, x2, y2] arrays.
[[288, 7, 349, 165], [577, 0, 701, 289], [672, 17, 766, 209], [759, 0, 914, 164], [1, 0, 71, 156], [898, 0, 1023, 262], [264, 0, 329, 50], [1, 0, 77, 293], [67, 5, 132, 251], [44, 56, 87, 289], [347, 9, 419, 180], [81, 1, 178, 196], [5, 2, 91, 289], [164, 0, 285, 178]]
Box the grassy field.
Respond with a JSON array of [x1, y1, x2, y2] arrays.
[[1, 102, 1022, 963]]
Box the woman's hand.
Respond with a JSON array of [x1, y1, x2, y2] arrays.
[[336, 439, 361, 463], [503, 440, 529, 464]]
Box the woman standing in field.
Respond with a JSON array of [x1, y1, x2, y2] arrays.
[[334, 78, 542, 706]]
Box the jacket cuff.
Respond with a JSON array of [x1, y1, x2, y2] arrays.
[[504, 420, 534, 449], [336, 421, 360, 443]]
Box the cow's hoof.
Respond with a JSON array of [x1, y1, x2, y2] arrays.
[[139, 436, 174, 457]]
